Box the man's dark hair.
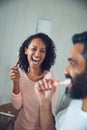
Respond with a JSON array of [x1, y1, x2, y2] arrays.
[[18, 33, 56, 72], [72, 31, 87, 68]]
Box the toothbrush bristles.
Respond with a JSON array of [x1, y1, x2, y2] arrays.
[[53, 79, 71, 87]]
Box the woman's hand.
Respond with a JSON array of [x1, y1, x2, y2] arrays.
[[10, 66, 20, 94], [10, 66, 20, 82]]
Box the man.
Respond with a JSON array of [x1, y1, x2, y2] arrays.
[[35, 31, 87, 130]]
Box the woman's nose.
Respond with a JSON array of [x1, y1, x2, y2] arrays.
[[35, 50, 40, 57]]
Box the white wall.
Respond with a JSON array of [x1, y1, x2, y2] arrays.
[[0, 0, 87, 105]]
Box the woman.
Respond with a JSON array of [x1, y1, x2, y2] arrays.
[[10, 33, 57, 130]]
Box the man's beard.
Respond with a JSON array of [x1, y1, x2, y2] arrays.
[[65, 71, 87, 99]]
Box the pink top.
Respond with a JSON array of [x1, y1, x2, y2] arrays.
[[11, 69, 58, 130]]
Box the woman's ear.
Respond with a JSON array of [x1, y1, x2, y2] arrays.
[[25, 47, 28, 55]]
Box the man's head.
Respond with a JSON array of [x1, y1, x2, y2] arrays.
[[64, 31, 87, 99]]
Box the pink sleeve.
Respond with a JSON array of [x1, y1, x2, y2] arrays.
[[11, 91, 22, 110]]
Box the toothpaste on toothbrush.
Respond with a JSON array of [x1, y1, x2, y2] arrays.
[[53, 78, 71, 87]]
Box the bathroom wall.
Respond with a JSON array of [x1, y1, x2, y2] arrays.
[[0, 0, 87, 104]]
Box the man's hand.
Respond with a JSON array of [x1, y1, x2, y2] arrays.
[[35, 79, 56, 103], [35, 79, 56, 130]]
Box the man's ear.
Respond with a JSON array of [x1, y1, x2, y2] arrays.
[[25, 47, 28, 55]]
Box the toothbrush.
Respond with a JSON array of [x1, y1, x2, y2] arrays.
[[15, 56, 19, 67], [53, 79, 71, 87]]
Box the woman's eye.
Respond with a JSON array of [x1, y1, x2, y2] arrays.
[[31, 48, 37, 51], [30, 48, 46, 53], [40, 50, 46, 53]]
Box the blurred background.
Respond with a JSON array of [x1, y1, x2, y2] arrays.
[[0, 0, 87, 106]]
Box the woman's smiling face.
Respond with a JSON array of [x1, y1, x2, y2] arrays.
[[25, 38, 46, 69]]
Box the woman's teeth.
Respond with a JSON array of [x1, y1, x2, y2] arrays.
[[32, 57, 40, 61], [32, 57, 40, 64]]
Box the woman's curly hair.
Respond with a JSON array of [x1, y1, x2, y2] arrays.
[[18, 33, 56, 72]]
